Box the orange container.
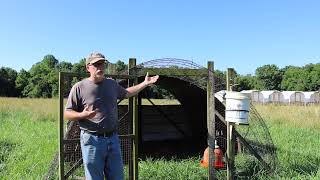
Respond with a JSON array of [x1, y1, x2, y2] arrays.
[[214, 146, 224, 168], [200, 142, 224, 169], [200, 147, 209, 167]]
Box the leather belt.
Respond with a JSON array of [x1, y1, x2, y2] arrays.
[[84, 130, 116, 137]]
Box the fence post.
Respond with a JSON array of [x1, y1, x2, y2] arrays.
[[226, 68, 235, 180], [129, 58, 139, 180], [58, 72, 65, 180], [207, 61, 215, 180]]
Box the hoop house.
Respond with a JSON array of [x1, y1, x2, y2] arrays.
[[260, 90, 283, 104], [282, 91, 305, 104], [241, 90, 263, 103], [302, 91, 320, 104]]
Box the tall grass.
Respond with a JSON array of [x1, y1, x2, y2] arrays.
[[0, 98, 58, 179], [255, 104, 320, 179], [255, 103, 320, 130], [0, 98, 319, 179]]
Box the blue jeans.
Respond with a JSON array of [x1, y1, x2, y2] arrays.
[[80, 130, 124, 180]]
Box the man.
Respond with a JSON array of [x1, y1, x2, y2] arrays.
[[64, 52, 159, 180]]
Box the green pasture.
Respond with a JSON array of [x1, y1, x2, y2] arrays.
[[0, 97, 319, 179]]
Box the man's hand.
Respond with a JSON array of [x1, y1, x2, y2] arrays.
[[125, 72, 159, 98], [144, 72, 159, 86], [80, 105, 97, 119]]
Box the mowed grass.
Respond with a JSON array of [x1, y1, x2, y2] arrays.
[[0, 97, 319, 179]]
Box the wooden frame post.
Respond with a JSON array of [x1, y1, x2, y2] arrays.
[[207, 61, 215, 180], [58, 72, 65, 180], [226, 68, 235, 180], [129, 58, 139, 180]]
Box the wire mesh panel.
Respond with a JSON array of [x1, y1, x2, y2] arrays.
[[215, 99, 277, 178], [120, 138, 133, 179], [236, 104, 277, 167], [118, 58, 226, 93], [63, 121, 82, 179]]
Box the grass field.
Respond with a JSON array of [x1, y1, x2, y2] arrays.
[[0, 97, 319, 179]]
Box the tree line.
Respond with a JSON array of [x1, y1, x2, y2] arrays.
[[0, 55, 123, 97], [0, 55, 319, 98], [234, 64, 320, 92]]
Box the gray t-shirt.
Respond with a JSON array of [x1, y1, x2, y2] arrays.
[[65, 78, 127, 133]]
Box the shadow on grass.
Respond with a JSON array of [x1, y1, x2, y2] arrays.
[[0, 111, 11, 121], [232, 142, 319, 179], [244, 139, 277, 155], [0, 141, 16, 173], [284, 149, 320, 177], [141, 139, 202, 160]]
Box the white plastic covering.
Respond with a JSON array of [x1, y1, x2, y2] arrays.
[[215, 90, 226, 103], [241, 90, 263, 103], [216, 90, 319, 104], [260, 90, 283, 104], [282, 91, 305, 104], [302, 91, 320, 104]]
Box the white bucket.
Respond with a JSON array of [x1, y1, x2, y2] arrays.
[[225, 92, 250, 124]]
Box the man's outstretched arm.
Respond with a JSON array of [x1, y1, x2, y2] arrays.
[[125, 72, 159, 98]]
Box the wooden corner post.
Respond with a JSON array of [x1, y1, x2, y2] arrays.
[[207, 61, 215, 180], [226, 68, 235, 180], [128, 58, 139, 180], [58, 72, 65, 180]]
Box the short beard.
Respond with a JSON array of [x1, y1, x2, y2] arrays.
[[94, 71, 104, 81]]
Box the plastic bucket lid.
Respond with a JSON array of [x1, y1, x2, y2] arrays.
[[225, 92, 249, 100]]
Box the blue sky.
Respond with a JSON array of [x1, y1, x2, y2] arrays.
[[0, 0, 319, 75]]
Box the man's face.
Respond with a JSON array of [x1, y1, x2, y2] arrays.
[[87, 60, 106, 81]]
